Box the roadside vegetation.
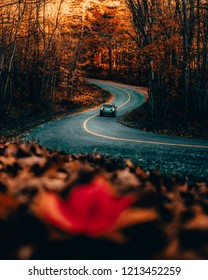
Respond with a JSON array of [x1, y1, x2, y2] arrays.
[[85, 0, 208, 139], [119, 102, 208, 139], [0, 0, 110, 142], [0, 82, 111, 143], [0, 0, 207, 139], [0, 1, 207, 260]]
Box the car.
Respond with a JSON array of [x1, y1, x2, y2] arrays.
[[100, 103, 117, 117]]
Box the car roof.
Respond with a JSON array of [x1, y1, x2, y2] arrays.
[[103, 103, 115, 106]]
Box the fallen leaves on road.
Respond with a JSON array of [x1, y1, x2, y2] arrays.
[[0, 142, 208, 260], [34, 176, 135, 236]]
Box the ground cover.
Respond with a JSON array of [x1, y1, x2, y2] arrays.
[[0, 142, 208, 260]]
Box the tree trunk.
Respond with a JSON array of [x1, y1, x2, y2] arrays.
[[182, 0, 189, 114]]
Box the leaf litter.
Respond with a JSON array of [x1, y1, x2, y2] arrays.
[[0, 142, 208, 260]]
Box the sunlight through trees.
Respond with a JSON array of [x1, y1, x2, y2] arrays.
[[0, 0, 207, 125]]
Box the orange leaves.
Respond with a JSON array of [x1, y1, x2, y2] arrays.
[[0, 193, 19, 218], [33, 175, 136, 236], [32, 173, 160, 245], [1, 142, 208, 259], [183, 206, 208, 231], [141, 33, 182, 64]]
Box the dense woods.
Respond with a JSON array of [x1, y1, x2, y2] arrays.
[[124, 0, 208, 125], [0, 0, 91, 118], [0, 0, 207, 132], [1, 1, 208, 264], [0, 0, 63, 113]]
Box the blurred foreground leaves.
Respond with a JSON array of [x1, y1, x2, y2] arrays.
[[0, 143, 208, 260]]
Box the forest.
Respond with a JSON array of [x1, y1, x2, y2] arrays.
[[0, 0, 207, 133], [1, 0, 208, 262]]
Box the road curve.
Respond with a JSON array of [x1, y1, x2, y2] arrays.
[[29, 79, 208, 180]]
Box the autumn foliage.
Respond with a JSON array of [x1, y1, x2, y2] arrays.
[[0, 142, 208, 259], [124, 0, 208, 123], [35, 176, 135, 235], [0, 0, 208, 130], [85, 0, 208, 125]]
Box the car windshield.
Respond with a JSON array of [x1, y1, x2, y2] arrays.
[[103, 104, 113, 108]]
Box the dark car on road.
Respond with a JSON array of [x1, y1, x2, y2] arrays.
[[100, 103, 117, 117]]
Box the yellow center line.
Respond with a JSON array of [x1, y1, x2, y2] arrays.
[[83, 84, 208, 149]]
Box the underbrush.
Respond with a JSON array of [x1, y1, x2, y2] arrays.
[[119, 102, 208, 139], [0, 83, 112, 143]]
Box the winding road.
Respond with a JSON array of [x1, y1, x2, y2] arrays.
[[30, 79, 208, 180]]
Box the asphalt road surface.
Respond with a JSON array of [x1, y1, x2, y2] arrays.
[[29, 79, 208, 181]]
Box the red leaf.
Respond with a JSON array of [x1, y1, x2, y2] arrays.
[[35, 176, 135, 235]]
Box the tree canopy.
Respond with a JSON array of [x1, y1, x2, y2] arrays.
[[0, 0, 207, 125]]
